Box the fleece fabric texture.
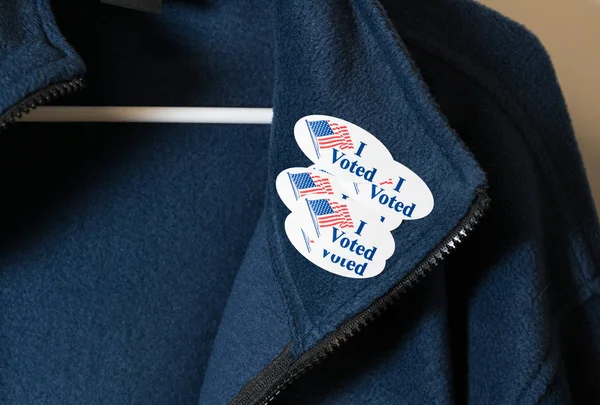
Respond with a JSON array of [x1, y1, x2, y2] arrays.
[[0, 1, 275, 404], [0, 1, 599, 405], [275, 1, 600, 404]]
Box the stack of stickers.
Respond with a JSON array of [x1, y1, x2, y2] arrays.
[[276, 115, 434, 279]]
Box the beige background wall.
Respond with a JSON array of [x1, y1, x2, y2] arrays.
[[479, 0, 600, 214]]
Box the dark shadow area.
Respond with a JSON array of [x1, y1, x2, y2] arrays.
[[0, 121, 145, 254]]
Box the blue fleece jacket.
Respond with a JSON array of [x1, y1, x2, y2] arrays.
[[0, 0, 598, 404]]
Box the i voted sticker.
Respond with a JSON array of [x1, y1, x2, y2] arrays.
[[294, 115, 396, 183], [340, 160, 434, 221], [285, 214, 388, 279], [289, 195, 395, 260], [277, 114, 434, 279]]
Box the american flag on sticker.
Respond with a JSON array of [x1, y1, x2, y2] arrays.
[[306, 198, 354, 236], [306, 119, 354, 158], [288, 172, 334, 200]]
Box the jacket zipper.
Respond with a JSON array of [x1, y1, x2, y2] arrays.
[[232, 188, 490, 405], [0, 77, 85, 133]]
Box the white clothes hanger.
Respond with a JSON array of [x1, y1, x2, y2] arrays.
[[19, 106, 273, 124]]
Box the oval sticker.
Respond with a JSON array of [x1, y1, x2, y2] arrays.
[[287, 193, 395, 260], [277, 114, 435, 279], [285, 214, 388, 279]]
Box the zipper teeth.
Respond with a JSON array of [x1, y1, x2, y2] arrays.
[[0, 77, 85, 132], [260, 190, 490, 405]]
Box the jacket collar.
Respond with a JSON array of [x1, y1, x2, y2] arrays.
[[0, 0, 84, 119], [268, 0, 486, 353]]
